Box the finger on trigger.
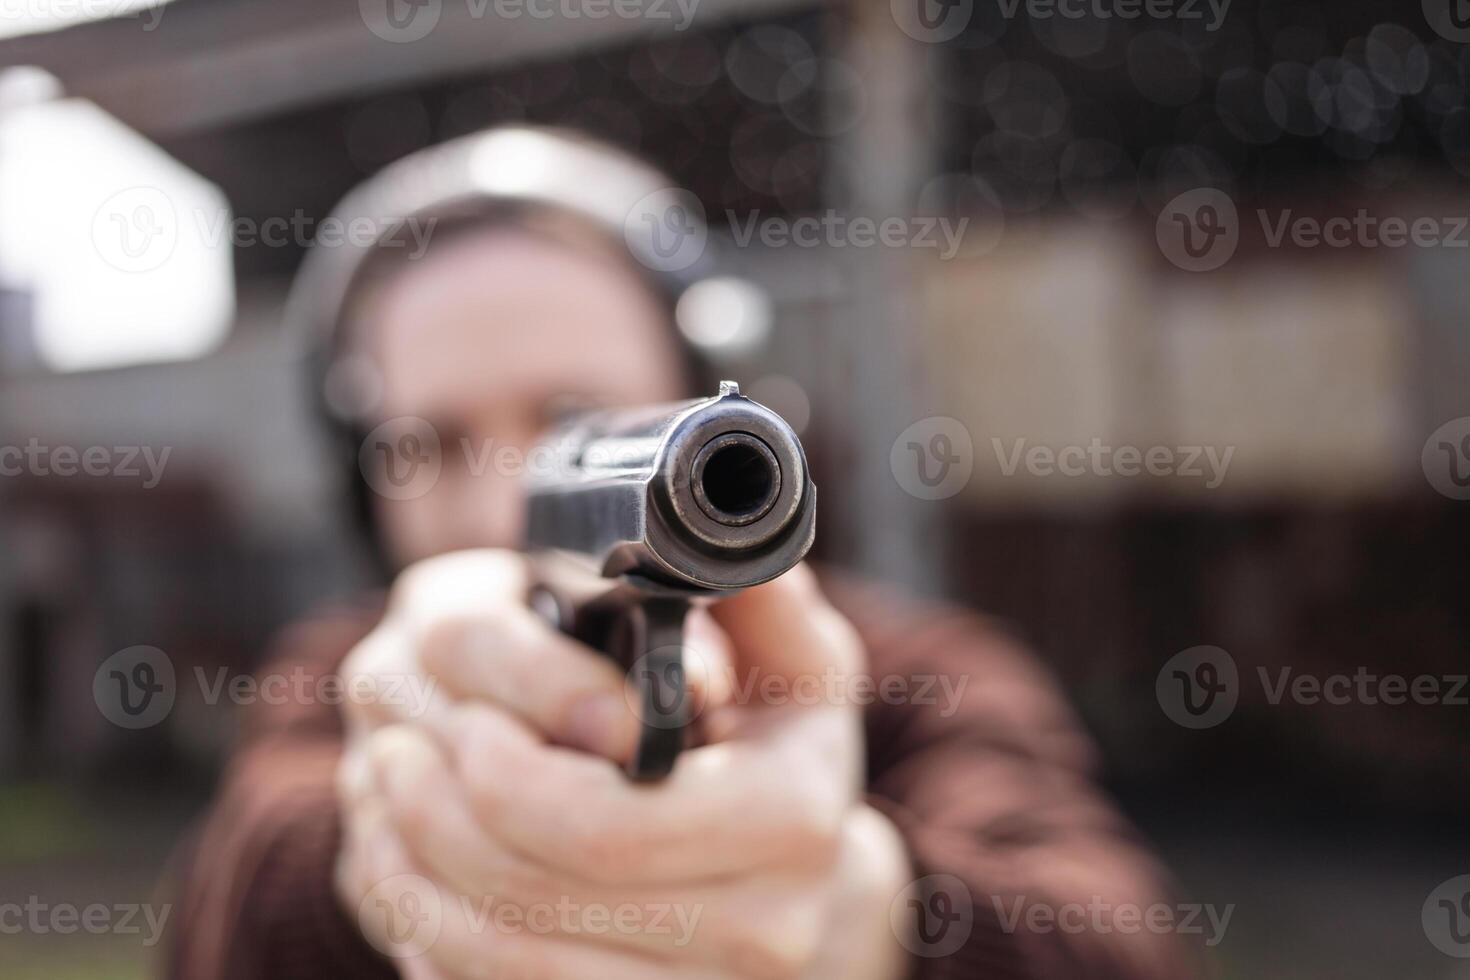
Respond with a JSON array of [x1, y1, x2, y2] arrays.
[[417, 605, 641, 764]]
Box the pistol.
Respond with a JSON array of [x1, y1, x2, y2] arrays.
[[525, 381, 815, 780]]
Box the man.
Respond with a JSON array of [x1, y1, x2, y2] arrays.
[[168, 127, 1202, 979]]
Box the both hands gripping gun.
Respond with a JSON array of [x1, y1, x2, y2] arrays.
[[525, 381, 816, 780]]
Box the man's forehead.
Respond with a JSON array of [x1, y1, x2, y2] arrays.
[[360, 236, 682, 415]]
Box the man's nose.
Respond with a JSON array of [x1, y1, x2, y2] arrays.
[[460, 469, 527, 550]]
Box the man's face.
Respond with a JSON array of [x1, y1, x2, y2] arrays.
[[361, 228, 686, 566]]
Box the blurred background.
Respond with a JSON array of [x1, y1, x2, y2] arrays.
[[1, 0, 1468, 977]]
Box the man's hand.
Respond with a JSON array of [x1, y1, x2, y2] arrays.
[[334, 550, 914, 979]]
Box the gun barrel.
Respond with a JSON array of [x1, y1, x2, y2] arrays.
[[689, 431, 782, 528], [526, 381, 815, 591]]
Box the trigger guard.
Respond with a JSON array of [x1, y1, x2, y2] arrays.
[[626, 598, 690, 780]]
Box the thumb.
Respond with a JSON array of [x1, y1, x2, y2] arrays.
[[709, 564, 865, 689]]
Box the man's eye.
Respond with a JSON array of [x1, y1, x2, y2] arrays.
[[430, 422, 470, 459]]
